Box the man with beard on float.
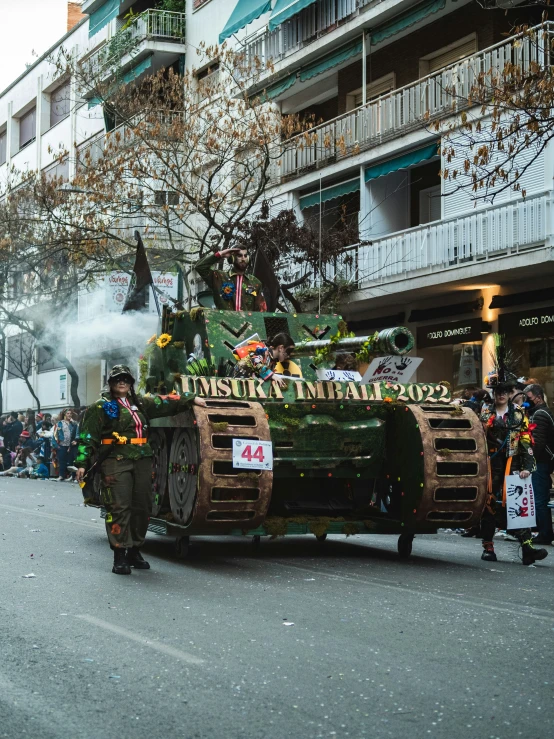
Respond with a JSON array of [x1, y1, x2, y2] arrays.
[[194, 247, 267, 312], [75, 365, 206, 575]]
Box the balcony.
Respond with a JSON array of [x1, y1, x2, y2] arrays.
[[81, 9, 186, 81], [240, 0, 371, 73], [311, 190, 551, 292], [275, 23, 553, 182]]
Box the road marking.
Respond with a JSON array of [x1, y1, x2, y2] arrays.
[[0, 503, 100, 530], [269, 560, 554, 623], [75, 615, 205, 665]]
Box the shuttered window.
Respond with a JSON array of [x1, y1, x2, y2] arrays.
[[50, 81, 71, 128], [420, 35, 477, 77], [346, 73, 395, 111], [19, 107, 36, 149]]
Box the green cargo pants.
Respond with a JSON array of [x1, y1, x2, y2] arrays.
[[100, 456, 153, 549]]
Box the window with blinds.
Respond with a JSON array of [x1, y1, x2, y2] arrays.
[[419, 35, 477, 77], [346, 73, 396, 111], [50, 81, 71, 128], [19, 107, 36, 149]]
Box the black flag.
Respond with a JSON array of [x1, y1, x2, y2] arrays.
[[253, 245, 281, 313], [123, 231, 158, 314]]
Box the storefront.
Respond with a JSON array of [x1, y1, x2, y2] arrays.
[[416, 317, 484, 390], [499, 305, 554, 401]]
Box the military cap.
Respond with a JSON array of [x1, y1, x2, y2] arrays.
[[108, 364, 136, 383]]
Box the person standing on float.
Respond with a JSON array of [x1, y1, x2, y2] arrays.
[[75, 365, 206, 575], [194, 247, 267, 311]]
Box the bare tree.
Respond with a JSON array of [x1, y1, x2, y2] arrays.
[[5, 331, 41, 412]]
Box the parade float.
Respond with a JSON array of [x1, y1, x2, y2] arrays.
[[89, 307, 488, 558]]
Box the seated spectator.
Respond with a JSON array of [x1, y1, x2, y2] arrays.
[[0, 447, 36, 477], [29, 456, 49, 479]]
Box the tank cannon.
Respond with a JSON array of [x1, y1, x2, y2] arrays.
[[89, 307, 488, 560]]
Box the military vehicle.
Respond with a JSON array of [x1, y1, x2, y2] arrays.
[[89, 308, 488, 559]]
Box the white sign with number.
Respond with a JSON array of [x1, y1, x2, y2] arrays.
[[232, 439, 273, 471], [505, 474, 536, 529], [361, 355, 423, 385]]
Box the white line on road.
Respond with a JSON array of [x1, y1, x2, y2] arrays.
[[75, 614, 205, 665], [0, 502, 101, 530], [270, 560, 554, 623]]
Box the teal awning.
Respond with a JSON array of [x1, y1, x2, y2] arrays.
[[300, 177, 360, 210], [89, 0, 120, 38], [269, 0, 317, 32], [219, 0, 272, 43], [261, 73, 297, 100], [365, 143, 439, 182], [370, 0, 446, 46], [299, 38, 363, 82], [122, 55, 152, 84]]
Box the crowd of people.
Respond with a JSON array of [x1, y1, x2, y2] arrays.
[[0, 408, 84, 481], [452, 376, 554, 563]]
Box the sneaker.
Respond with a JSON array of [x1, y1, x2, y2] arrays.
[[56, 476, 64, 482], [521, 540, 548, 566], [481, 543, 497, 562]]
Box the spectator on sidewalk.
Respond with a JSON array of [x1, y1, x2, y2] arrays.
[[37, 420, 54, 465], [0, 447, 36, 476], [53, 409, 78, 481], [29, 456, 49, 479], [524, 383, 554, 545]]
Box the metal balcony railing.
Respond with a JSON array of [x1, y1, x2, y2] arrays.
[[239, 0, 370, 72], [300, 190, 551, 290], [82, 9, 186, 79], [276, 23, 553, 181]]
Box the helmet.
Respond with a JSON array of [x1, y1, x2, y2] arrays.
[[108, 364, 136, 383]]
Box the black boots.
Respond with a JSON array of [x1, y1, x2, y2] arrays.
[[112, 548, 131, 575], [481, 542, 497, 561], [521, 539, 549, 566], [126, 547, 150, 570]]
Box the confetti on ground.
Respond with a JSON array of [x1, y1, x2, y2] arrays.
[[22, 573, 36, 578]]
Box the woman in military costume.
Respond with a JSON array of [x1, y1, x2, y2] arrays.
[[75, 365, 205, 575]]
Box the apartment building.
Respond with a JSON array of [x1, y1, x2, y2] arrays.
[[190, 0, 554, 397], [0, 0, 187, 412], [1, 0, 554, 413]]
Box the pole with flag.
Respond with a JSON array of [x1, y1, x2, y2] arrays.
[[122, 231, 160, 316]]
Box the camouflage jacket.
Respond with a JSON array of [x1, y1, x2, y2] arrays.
[[75, 392, 195, 469], [195, 252, 267, 311]]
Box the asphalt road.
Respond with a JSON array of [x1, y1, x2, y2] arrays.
[[0, 477, 553, 739]]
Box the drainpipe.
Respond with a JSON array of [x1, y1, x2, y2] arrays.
[[359, 30, 369, 244]]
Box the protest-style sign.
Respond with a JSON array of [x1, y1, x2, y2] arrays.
[[505, 474, 536, 529], [232, 439, 273, 471], [361, 355, 423, 385]]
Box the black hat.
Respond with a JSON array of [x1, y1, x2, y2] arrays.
[[108, 364, 136, 383]]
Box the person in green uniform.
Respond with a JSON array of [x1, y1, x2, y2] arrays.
[[194, 247, 267, 311], [75, 365, 206, 575]]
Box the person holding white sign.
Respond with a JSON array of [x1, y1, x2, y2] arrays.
[[479, 381, 548, 566]]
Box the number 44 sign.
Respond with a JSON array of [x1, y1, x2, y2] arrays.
[[232, 439, 273, 471]]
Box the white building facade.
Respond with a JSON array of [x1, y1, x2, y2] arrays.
[[1, 0, 554, 412]]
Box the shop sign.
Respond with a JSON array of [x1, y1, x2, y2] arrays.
[[106, 271, 131, 312], [417, 318, 482, 348], [499, 305, 554, 337], [150, 271, 179, 313]]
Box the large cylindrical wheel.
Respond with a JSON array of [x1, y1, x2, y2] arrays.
[[168, 428, 199, 525], [149, 429, 168, 517]]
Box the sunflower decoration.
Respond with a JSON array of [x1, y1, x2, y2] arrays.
[[220, 281, 235, 301], [147, 334, 157, 345], [156, 333, 172, 349]]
